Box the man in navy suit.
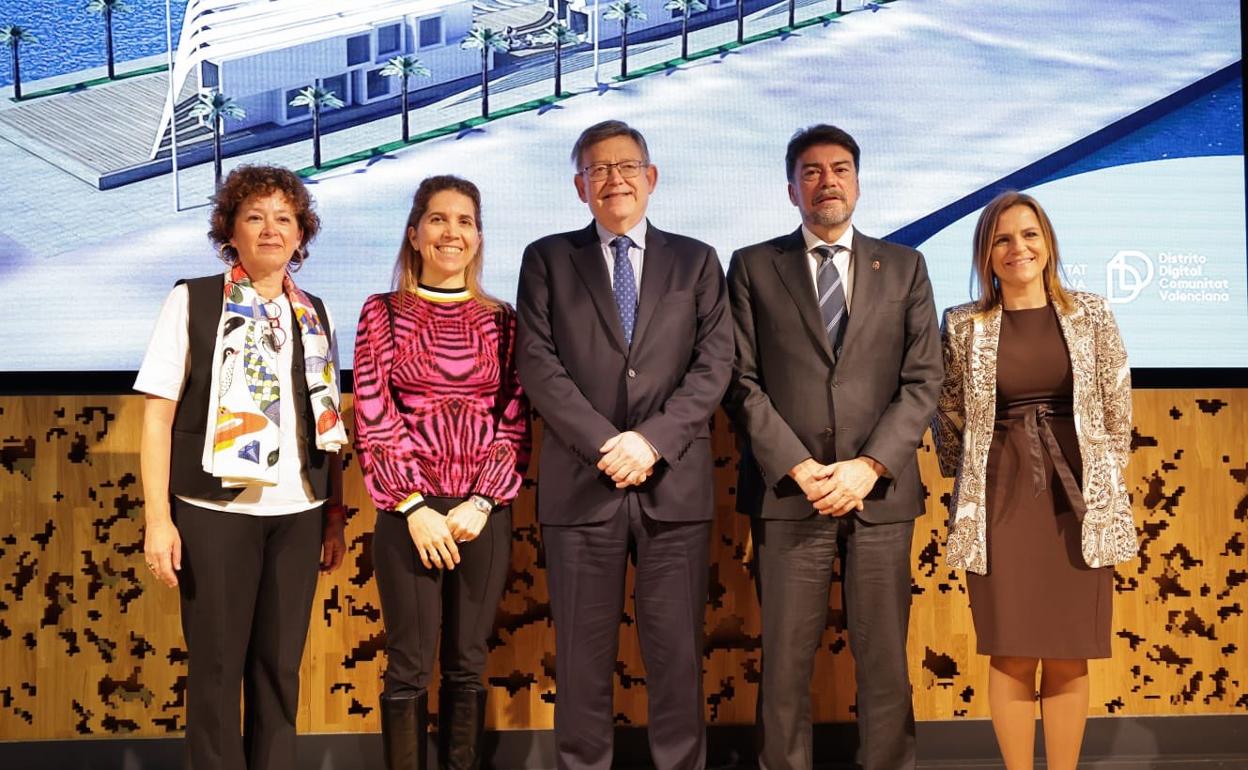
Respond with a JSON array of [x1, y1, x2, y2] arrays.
[[723, 125, 942, 770], [516, 120, 733, 770]]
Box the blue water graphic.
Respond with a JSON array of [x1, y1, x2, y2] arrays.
[[0, 0, 187, 88], [1033, 77, 1244, 186]]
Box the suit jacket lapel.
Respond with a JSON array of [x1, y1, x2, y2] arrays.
[[567, 222, 628, 352], [839, 232, 879, 357], [630, 222, 673, 351], [771, 228, 836, 366], [1053, 298, 1089, 414], [968, 305, 1002, 411]]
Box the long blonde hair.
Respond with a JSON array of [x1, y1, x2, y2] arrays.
[[971, 190, 1073, 314], [392, 175, 500, 309]]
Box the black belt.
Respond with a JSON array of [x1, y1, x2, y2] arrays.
[[995, 403, 1086, 521]]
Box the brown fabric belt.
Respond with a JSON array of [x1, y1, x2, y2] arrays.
[[995, 403, 1086, 521]]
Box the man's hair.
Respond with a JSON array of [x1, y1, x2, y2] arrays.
[[785, 124, 861, 181], [570, 120, 651, 169]]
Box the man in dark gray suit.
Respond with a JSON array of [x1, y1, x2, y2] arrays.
[[516, 120, 733, 770], [723, 124, 942, 770]]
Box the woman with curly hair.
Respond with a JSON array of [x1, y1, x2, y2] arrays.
[[933, 191, 1136, 770], [353, 175, 529, 770], [136, 164, 349, 770]]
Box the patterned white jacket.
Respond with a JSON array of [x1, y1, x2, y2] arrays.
[[932, 291, 1138, 575]]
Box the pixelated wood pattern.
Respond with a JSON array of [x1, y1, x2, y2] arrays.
[[0, 390, 1244, 739]]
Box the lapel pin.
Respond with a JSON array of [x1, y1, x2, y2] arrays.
[[871, 260, 881, 271]]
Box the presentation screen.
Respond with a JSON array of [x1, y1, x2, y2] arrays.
[[0, 0, 1242, 373]]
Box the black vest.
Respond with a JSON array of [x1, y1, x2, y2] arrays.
[[168, 274, 331, 502]]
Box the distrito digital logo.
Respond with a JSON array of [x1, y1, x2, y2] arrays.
[[1106, 250, 1154, 304]]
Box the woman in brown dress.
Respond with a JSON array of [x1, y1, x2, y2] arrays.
[[933, 191, 1137, 770]]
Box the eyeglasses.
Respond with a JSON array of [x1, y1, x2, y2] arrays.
[[261, 300, 287, 351], [581, 160, 648, 181]]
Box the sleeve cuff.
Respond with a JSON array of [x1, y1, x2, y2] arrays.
[[396, 492, 425, 515], [861, 455, 891, 479], [638, 433, 662, 461]]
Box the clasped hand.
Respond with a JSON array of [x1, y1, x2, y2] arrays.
[[597, 431, 658, 489], [790, 457, 881, 517], [406, 499, 486, 570]]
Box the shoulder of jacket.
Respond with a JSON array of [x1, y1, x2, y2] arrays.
[[943, 301, 978, 323], [1070, 290, 1109, 310], [861, 234, 921, 259], [661, 230, 714, 255], [733, 234, 793, 259], [1068, 291, 1117, 324], [527, 229, 588, 252]]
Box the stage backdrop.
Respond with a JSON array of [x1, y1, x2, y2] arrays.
[[0, 388, 1244, 740], [0, 0, 1243, 371]]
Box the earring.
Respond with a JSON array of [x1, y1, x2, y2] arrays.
[[218, 243, 237, 263]]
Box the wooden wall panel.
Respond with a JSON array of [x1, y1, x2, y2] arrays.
[[0, 389, 1243, 740]]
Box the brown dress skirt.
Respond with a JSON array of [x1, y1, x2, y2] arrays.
[[966, 305, 1112, 659]]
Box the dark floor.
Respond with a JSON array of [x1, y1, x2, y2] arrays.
[[2, 717, 1245, 770]]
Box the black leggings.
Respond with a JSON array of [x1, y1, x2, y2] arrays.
[[373, 497, 511, 696]]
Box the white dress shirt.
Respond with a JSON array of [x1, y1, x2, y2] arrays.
[[596, 219, 647, 292], [134, 285, 335, 515], [802, 224, 855, 312]]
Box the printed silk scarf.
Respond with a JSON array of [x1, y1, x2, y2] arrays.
[[201, 264, 347, 487]]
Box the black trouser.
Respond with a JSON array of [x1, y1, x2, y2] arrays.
[[373, 497, 512, 696], [753, 515, 916, 770], [174, 499, 323, 770], [542, 499, 712, 770]]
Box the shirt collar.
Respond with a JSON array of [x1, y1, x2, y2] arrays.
[[596, 218, 649, 251], [801, 223, 855, 255]]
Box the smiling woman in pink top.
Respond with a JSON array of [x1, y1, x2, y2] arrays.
[[352, 175, 530, 770]]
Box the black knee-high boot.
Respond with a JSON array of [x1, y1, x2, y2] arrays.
[[438, 687, 488, 770], [381, 691, 428, 770]]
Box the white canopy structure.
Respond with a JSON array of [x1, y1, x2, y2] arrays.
[[152, 0, 467, 159]]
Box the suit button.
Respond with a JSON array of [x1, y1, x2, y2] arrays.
[[627, 369, 637, 378], [831, 379, 840, 388]]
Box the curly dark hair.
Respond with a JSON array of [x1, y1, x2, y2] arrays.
[[208, 165, 320, 267]]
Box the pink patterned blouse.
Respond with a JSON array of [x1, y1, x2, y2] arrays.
[[352, 288, 530, 512]]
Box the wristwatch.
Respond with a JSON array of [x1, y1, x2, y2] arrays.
[[469, 495, 494, 514]]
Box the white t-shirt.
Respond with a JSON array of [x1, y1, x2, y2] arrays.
[[134, 283, 335, 516]]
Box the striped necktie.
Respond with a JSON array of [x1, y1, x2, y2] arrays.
[[814, 244, 847, 358]]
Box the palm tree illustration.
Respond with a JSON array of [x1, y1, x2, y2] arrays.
[[0, 25, 36, 100], [786, 0, 795, 28], [664, 0, 706, 61], [380, 54, 430, 142], [189, 90, 245, 190], [735, 0, 745, 45], [541, 22, 580, 98], [461, 26, 509, 119], [605, 1, 646, 78], [288, 85, 344, 169], [87, 0, 129, 80]]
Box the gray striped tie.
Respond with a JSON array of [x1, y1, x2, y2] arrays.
[[814, 245, 847, 358]]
